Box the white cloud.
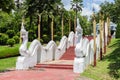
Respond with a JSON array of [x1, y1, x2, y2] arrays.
[[81, 3, 101, 20], [93, 0, 114, 3], [93, 0, 106, 3], [81, 7, 92, 17], [92, 3, 101, 12], [61, 0, 72, 10], [62, 0, 113, 19], [81, 3, 101, 16], [64, 5, 72, 10]]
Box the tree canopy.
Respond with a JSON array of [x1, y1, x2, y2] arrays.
[[0, 0, 15, 13], [99, 0, 120, 23], [0, 0, 91, 44], [99, 0, 120, 38]]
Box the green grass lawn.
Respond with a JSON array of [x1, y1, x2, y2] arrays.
[[0, 42, 31, 71], [81, 38, 120, 80], [0, 57, 17, 72]]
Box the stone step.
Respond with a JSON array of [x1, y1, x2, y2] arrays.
[[34, 47, 75, 70], [34, 64, 73, 69]]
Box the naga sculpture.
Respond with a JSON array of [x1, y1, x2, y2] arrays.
[[16, 21, 42, 69], [75, 18, 83, 44], [19, 21, 29, 57]]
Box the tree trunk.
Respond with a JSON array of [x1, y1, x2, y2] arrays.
[[48, 15, 51, 39], [29, 15, 33, 29], [41, 15, 43, 38]]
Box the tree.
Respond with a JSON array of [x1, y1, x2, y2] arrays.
[[98, 0, 120, 38], [25, 0, 62, 27], [71, 0, 83, 16], [0, 0, 15, 13], [113, 0, 120, 23], [99, 0, 120, 23], [71, 0, 83, 32], [78, 14, 91, 35], [116, 23, 120, 38], [24, 0, 63, 42]]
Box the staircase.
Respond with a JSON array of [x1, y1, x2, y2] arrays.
[[60, 47, 75, 60], [34, 47, 75, 70], [35, 64, 73, 69]]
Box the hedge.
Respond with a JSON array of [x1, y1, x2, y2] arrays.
[[7, 38, 15, 47], [13, 36, 19, 43], [0, 44, 20, 59], [0, 33, 9, 45], [0, 42, 31, 59], [6, 30, 15, 38]]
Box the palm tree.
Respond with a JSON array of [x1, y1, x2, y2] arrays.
[[71, 0, 83, 32]]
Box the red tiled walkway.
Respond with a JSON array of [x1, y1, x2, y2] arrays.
[[0, 47, 79, 80], [0, 69, 79, 80], [60, 47, 75, 60]]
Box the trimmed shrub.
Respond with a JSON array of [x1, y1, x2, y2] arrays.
[[13, 36, 19, 43], [7, 38, 15, 47], [0, 33, 9, 45], [6, 30, 15, 38], [0, 44, 20, 58]]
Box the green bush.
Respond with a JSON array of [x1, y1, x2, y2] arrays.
[[28, 30, 37, 41], [40, 39, 43, 43], [0, 44, 20, 58], [42, 34, 49, 43], [116, 23, 120, 38], [13, 36, 19, 43], [7, 38, 15, 47], [0, 33, 9, 45], [16, 32, 20, 37], [54, 35, 61, 41], [0, 12, 12, 31], [0, 26, 7, 33], [6, 30, 15, 38]]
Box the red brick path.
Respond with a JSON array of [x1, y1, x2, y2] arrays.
[[60, 47, 75, 60], [0, 47, 79, 80]]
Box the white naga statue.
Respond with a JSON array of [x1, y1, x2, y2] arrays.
[[19, 21, 29, 57], [75, 18, 83, 44], [74, 18, 85, 73]]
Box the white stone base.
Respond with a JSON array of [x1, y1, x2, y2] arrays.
[[73, 57, 85, 73], [16, 56, 28, 70]]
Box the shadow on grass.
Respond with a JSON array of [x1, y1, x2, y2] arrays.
[[105, 39, 120, 79], [0, 70, 11, 73]]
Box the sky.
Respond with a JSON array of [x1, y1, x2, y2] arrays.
[[62, 0, 114, 17]]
